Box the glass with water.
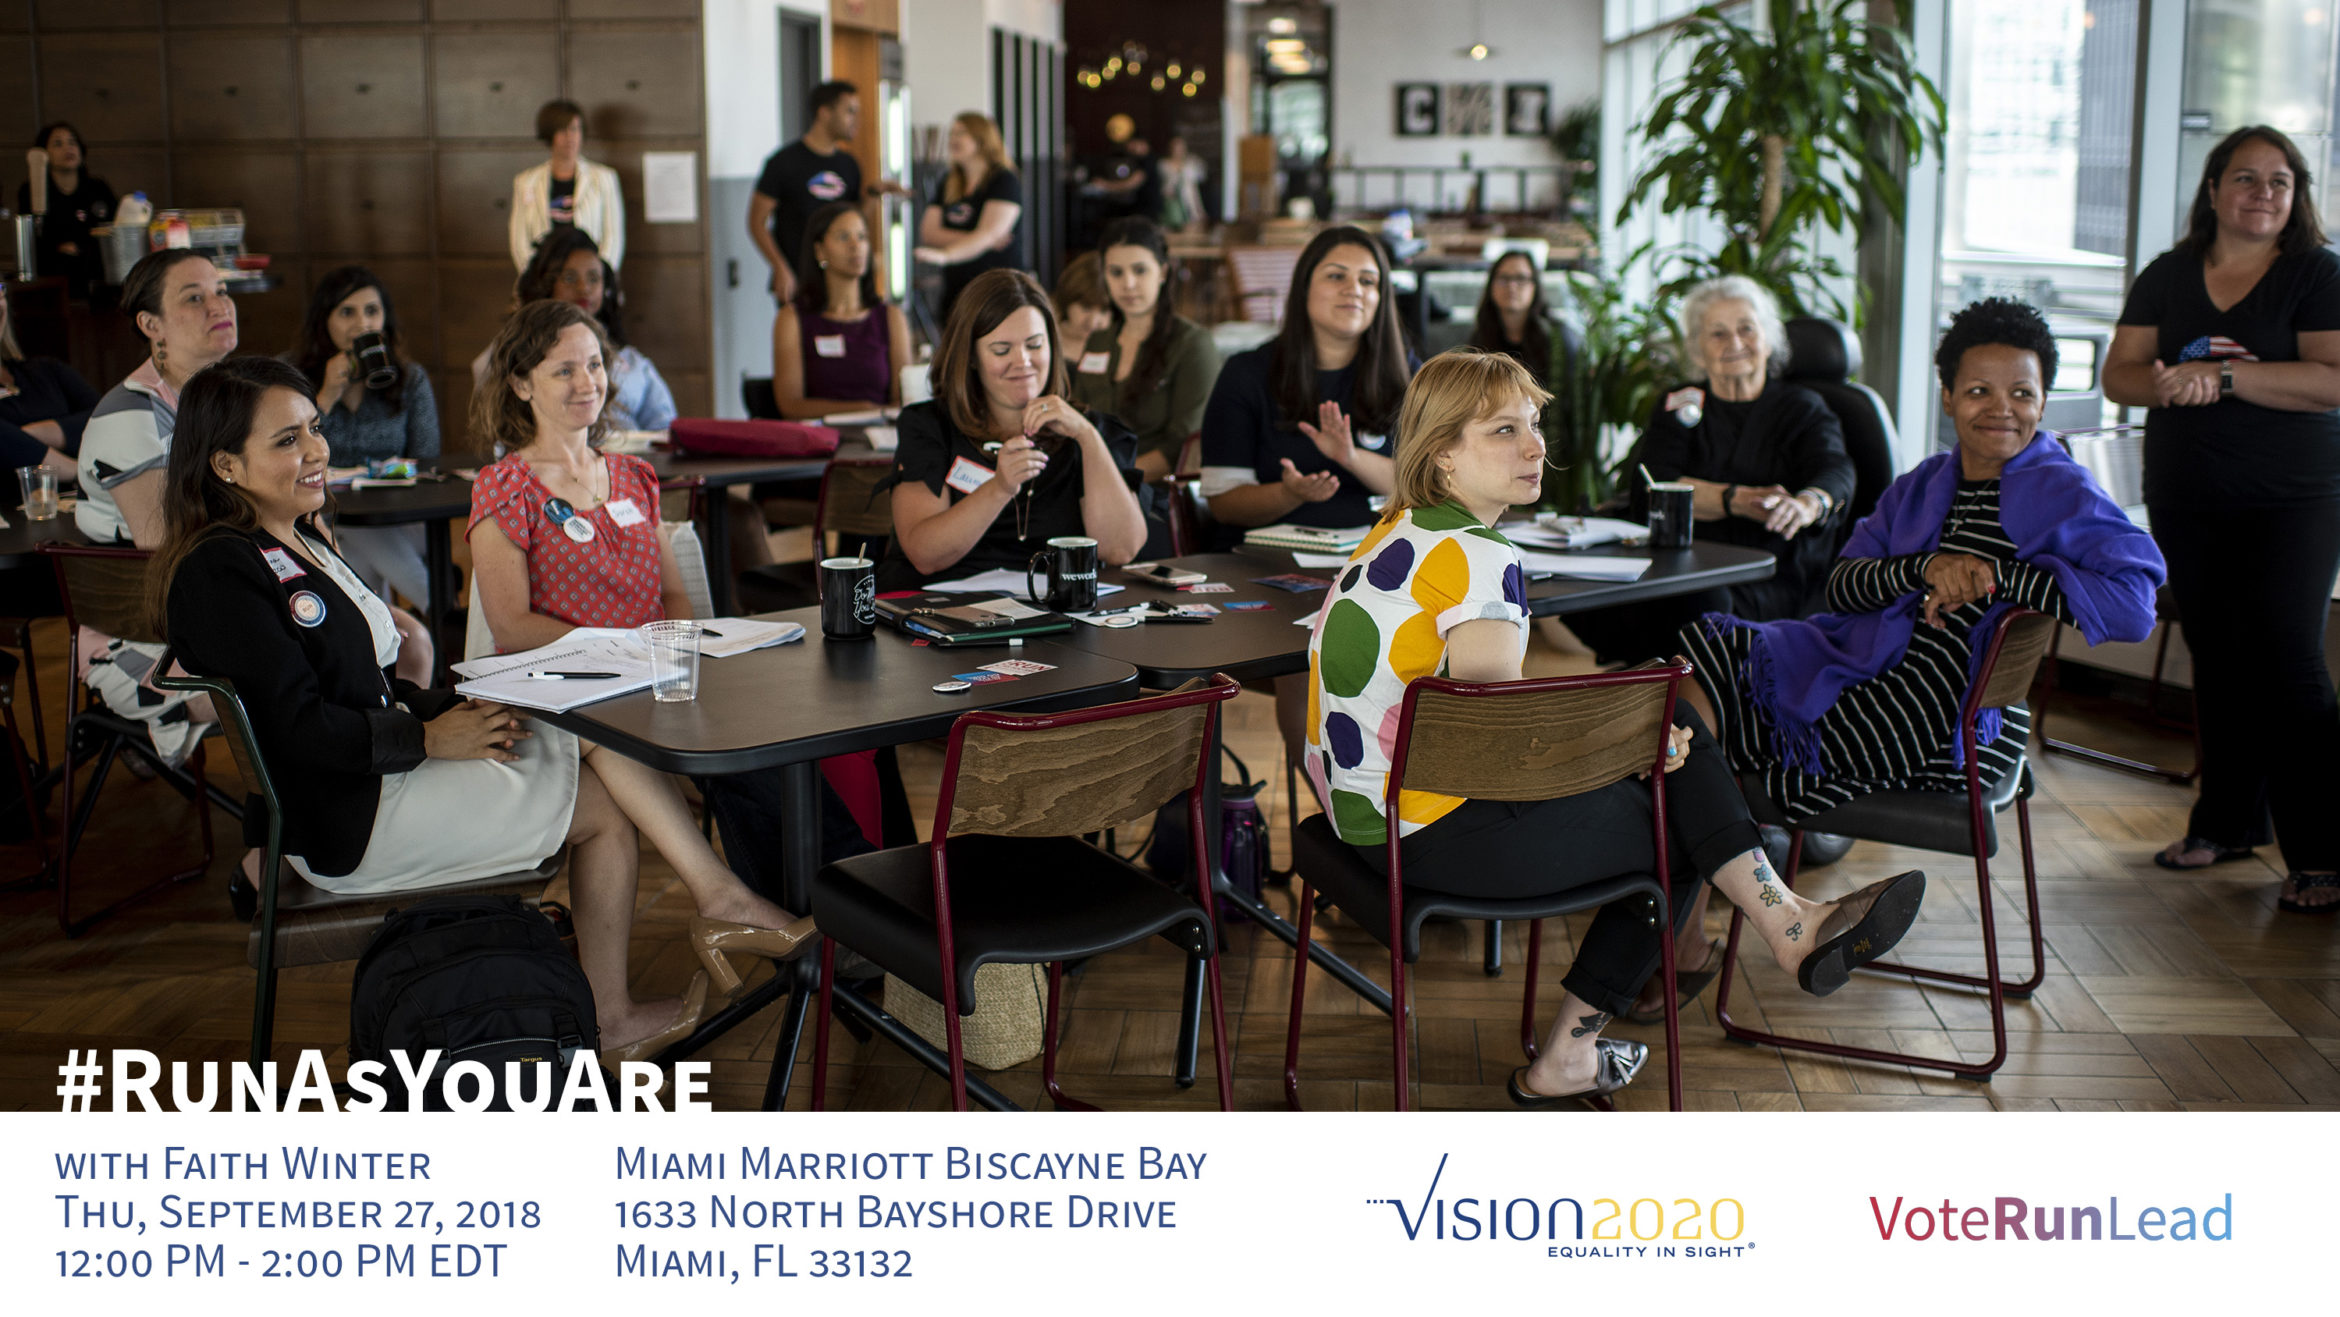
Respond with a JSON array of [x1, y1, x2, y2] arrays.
[[640, 620, 703, 702], [17, 466, 57, 522]]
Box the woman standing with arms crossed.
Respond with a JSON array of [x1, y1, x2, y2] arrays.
[[2105, 125, 2340, 914]]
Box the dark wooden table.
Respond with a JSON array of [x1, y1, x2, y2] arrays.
[[537, 607, 1139, 1110], [0, 513, 88, 570]]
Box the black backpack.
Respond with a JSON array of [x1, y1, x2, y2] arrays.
[[349, 895, 598, 1111]]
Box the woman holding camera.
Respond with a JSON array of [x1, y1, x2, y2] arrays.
[[287, 267, 441, 632]]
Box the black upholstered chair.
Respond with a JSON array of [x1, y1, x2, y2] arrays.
[[1780, 317, 1898, 542]]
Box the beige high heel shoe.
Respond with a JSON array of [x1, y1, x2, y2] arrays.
[[690, 914, 820, 993], [599, 971, 709, 1068]]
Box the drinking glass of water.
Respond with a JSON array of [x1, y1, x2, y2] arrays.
[[640, 620, 703, 702], [17, 466, 57, 522]]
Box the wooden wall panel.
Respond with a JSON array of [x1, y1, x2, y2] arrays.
[[21, 4, 713, 446], [168, 1, 293, 22], [434, 149, 539, 259], [168, 36, 299, 141], [0, 39, 33, 145], [34, 0, 155, 27], [431, 0, 553, 18], [431, 31, 561, 140], [566, 29, 703, 139], [600, 148, 703, 258], [298, 0, 420, 20], [435, 255, 518, 375], [301, 34, 430, 140], [303, 149, 434, 255], [570, 0, 693, 17], [615, 254, 707, 372], [38, 35, 165, 143], [171, 149, 304, 253]]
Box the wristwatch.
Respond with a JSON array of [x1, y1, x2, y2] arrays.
[[2220, 361, 2236, 398]]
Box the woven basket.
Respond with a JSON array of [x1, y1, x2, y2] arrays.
[[882, 962, 1048, 1071]]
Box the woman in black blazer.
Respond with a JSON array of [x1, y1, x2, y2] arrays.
[[154, 357, 816, 1065]]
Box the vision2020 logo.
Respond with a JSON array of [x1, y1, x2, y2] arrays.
[[1368, 1156, 1754, 1261]]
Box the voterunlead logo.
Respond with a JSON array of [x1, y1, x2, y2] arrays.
[[1369, 1156, 1754, 1261], [1870, 1195, 2233, 1242]]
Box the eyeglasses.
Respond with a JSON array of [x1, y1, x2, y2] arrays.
[[1494, 274, 1539, 287], [544, 496, 596, 543]]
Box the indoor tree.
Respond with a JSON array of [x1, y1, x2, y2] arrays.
[[1621, 0, 1944, 322]]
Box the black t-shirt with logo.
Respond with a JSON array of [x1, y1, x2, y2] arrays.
[[1199, 344, 1415, 530], [931, 168, 1025, 315], [2119, 245, 2340, 507], [756, 142, 865, 271], [546, 174, 577, 229]]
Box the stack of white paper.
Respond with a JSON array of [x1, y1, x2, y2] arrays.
[[452, 619, 804, 711], [1518, 551, 1652, 582], [925, 568, 1124, 599], [1506, 515, 1647, 550]]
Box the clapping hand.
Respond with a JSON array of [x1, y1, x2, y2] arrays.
[[1278, 459, 1341, 503]]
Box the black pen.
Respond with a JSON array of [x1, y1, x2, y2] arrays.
[[527, 670, 622, 680]]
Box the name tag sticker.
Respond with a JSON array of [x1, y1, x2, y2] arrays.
[[1077, 351, 1111, 375], [945, 456, 996, 495], [813, 334, 847, 359], [604, 498, 647, 527], [261, 547, 307, 582]]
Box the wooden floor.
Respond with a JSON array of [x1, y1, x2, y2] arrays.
[[3, 613, 2337, 1113]]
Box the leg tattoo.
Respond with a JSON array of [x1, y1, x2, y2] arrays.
[[1784, 921, 1803, 942], [1568, 1011, 1612, 1039], [1758, 886, 1784, 907]]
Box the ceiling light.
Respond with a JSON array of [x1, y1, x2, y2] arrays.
[[1151, 73, 1166, 91], [1268, 16, 1297, 34], [1465, 42, 1492, 59]]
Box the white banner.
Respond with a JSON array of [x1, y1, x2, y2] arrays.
[[0, 1052, 2310, 1313]]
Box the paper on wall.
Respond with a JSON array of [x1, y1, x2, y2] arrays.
[[643, 151, 699, 223]]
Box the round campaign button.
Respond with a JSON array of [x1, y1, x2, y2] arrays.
[[931, 680, 973, 694], [562, 517, 596, 543], [289, 590, 327, 628], [1099, 613, 1141, 628]]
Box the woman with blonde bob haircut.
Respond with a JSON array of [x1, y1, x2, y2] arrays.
[[1305, 348, 1925, 1108]]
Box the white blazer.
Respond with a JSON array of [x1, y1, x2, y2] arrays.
[[509, 158, 626, 270]]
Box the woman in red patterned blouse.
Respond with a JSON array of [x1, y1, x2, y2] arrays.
[[466, 300, 819, 1049]]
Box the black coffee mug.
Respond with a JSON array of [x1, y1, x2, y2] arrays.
[[1026, 535, 1099, 612], [1647, 482, 1695, 549], [352, 330, 398, 389], [819, 556, 877, 639]]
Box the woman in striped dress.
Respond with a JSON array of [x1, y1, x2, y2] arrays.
[[1682, 299, 2165, 830]]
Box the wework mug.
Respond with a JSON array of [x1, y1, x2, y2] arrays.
[[1027, 535, 1099, 612], [820, 556, 877, 639], [1646, 481, 1695, 549], [351, 330, 399, 389]]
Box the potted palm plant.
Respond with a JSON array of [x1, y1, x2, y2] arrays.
[[1621, 0, 1944, 322]]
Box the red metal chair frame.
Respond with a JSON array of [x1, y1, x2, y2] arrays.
[[1711, 608, 2051, 1080], [810, 674, 1242, 1112], [1284, 663, 1689, 1112], [43, 543, 220, 936]]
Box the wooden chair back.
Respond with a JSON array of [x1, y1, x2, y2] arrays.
[[47, 545, 157, 644], [1225, 245, 1302, 324], [940, 676, 1238, 840], [818, 458, 897, 553], [1394, 667, 1682, 805], [657, 476, 702, 523], [1973, 609, 2058, 712]]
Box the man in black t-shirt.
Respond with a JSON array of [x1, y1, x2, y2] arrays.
[[749, 80, 911, 303]]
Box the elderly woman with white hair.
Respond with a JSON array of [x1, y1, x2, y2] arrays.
[[1567, 275, 1856, 666]]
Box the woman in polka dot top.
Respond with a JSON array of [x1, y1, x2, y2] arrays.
[[1304, 349, 1926, 1107]]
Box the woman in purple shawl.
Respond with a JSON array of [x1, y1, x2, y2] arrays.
[[1682, 300, 2165, 825]]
